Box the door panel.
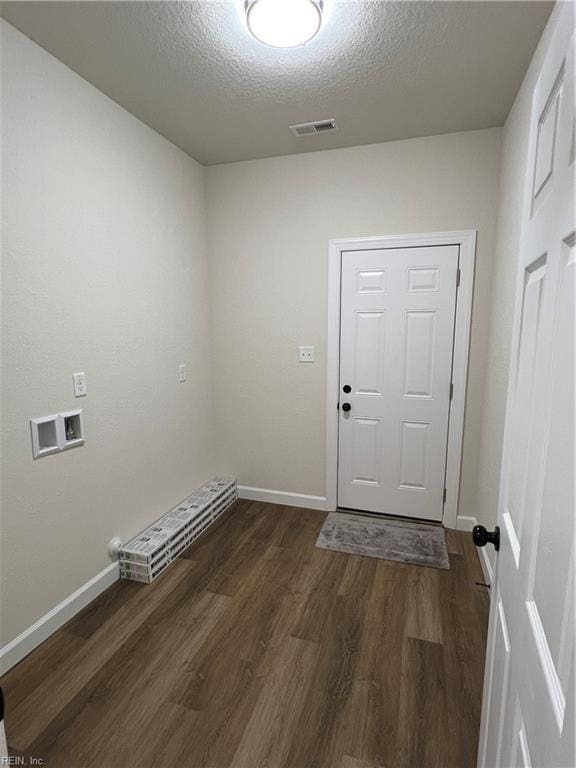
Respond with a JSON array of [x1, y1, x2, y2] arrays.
[[483, 594, 511, 768], [505, 256, 547, 540], [352, 417, 381, 485], [398, 421, 430, 490], [403, 311, 437, 398], [338, 245, 458, 520], [354, 311, 386, 395], [532, 65, 564, 212], [478, 13, 575, 768], [407, 266, 440, 292], [355, 268, 388, 293], [532, 240, 574, 664]]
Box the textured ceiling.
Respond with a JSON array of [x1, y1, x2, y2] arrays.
[[0, 1, 552, 165]]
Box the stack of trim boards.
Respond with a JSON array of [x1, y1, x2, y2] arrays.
[[119, 477, 237, 583]]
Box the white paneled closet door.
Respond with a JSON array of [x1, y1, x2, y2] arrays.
[[478, 10, 575, 768], [337, 245, 458, 521]]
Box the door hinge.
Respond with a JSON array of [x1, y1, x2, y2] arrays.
[[456, 268, 461, 287], [443, 488, 447, 503], [449, 382, 454, 400]]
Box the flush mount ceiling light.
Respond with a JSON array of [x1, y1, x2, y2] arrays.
[[246, 0, 323, 48]]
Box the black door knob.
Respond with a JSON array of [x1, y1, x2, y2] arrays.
[[473, 525, 500, 551], [341, 402, 352, 412], [343, 385, 352, 393]]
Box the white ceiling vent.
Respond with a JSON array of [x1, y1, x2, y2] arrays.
[[289, 119, 338, 137]]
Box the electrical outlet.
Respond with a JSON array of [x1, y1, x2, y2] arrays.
[[72, 372, 87, 397], [178, 364, 187, 383], [298, 346, 315, 363]]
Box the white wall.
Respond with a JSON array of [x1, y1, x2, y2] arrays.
[[474, 2, 569, 572], [0, 21, 217, 646], [206, 128, 503, 518]]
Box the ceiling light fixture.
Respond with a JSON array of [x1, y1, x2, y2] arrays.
[[246, 0, 323, 48]]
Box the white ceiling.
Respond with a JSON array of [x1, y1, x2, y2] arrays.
[[1, 1, 552, 165]]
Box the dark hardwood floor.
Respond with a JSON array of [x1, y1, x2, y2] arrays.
[[1, 501, 489, 768]]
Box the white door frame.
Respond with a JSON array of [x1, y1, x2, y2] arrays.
[[325, 230, 477, 528]]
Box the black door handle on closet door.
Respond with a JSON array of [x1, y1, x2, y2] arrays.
[[341, 403, 352, 412], [473, 525, 500, 551]]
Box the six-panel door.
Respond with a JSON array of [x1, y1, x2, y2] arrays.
[[337, 245, 459, 521], [478, 14, 575, 768]]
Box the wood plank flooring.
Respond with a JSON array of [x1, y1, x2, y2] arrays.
[[1, 501, 490, 768]]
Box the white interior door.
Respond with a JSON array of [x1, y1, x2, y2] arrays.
[[478, 14, 575, 768], [337, 245, 458, 521]]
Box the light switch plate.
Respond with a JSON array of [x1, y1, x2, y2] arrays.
[[298, 346, 315, 363], [178, 364, 187, 382], [73, 372, 87, 397]]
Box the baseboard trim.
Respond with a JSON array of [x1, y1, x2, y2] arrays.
[[0, 562, 119, 675], [456, 515, 494, 587], [238, 485, 328, 511], [478, 546, 494, 587], [455, 515, 478, 532]]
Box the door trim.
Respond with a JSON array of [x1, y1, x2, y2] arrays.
[[325, 230, 477, 528]]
